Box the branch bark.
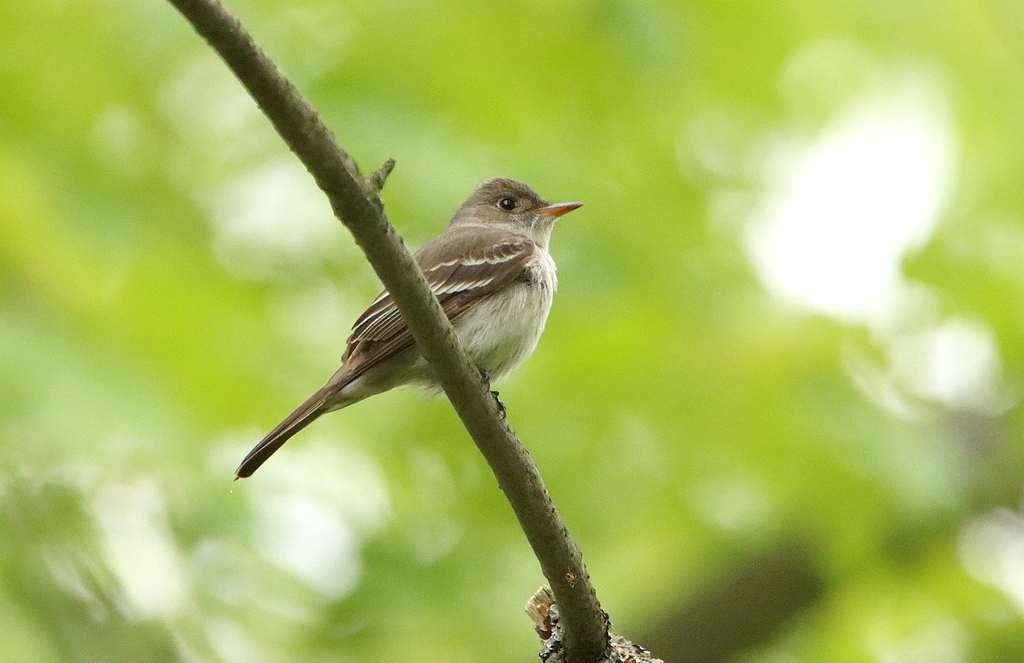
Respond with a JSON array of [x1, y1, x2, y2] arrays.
[[165, 1, 612, 660], [529, 588, 663, 663]]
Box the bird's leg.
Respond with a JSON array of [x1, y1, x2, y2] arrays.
[[477, 368, 507, 420], [478, 367, 492, 392], [492, 392, 507, 420]]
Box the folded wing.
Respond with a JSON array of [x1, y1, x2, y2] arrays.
[[340, 226, 536, 381]]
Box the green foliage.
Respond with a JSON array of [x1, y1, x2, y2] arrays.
[[2, 0, 1023, 661]]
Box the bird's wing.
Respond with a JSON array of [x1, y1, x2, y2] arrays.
[[235, 228, 533, 479], [338, 226, 536, 382]]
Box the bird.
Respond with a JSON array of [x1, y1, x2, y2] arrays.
[[235, 178, 582, 478]]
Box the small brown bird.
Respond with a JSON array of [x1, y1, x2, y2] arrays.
[[236, 178, 581, 478]]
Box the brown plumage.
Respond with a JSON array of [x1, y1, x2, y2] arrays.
[[235, 178, 581, 478]]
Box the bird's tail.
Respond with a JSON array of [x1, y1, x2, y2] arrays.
[[235, 383, 338, 479]]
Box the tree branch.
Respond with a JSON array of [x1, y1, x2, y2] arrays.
[[529, 588, 663, 663], [367, 157, 396, 194], [165, 0, 612, 660]]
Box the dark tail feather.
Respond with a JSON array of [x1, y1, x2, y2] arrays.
[[235, 385, 335, 479]]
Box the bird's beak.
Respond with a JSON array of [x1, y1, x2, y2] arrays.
[[538, 201, 583, 218]]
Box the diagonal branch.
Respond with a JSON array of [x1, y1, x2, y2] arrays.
[[164, 0, 611, 660]]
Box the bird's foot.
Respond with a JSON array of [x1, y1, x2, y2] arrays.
[[492, 391, 507, 419], [478, 368, 492, 391], [477, 369, 506, 419]]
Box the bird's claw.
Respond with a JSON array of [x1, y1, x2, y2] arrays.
[[491, 391, 506, 419], [478, 369, 505, 419]]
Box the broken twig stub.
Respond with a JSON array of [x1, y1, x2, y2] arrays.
[[527, 587, 662, 663]]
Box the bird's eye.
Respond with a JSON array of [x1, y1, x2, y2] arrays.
[[497, 197, 517, 211]]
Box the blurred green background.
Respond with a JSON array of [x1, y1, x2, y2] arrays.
[[3, 0, 1024, 661]]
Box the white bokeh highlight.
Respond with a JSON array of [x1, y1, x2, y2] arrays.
[[687, 43, 1011, 418], [92, 479, 188, 619], [959, 508, 1024, 615], [206, 158, 341, 278], [743, 79, 954, 324], [887, 318, 1006, 414], [226, 435, 391, 599]]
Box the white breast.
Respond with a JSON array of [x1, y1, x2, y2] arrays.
[[455, 249, 557, 381]]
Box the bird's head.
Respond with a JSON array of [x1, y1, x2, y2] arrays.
[[450, 178, 581, 245]]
